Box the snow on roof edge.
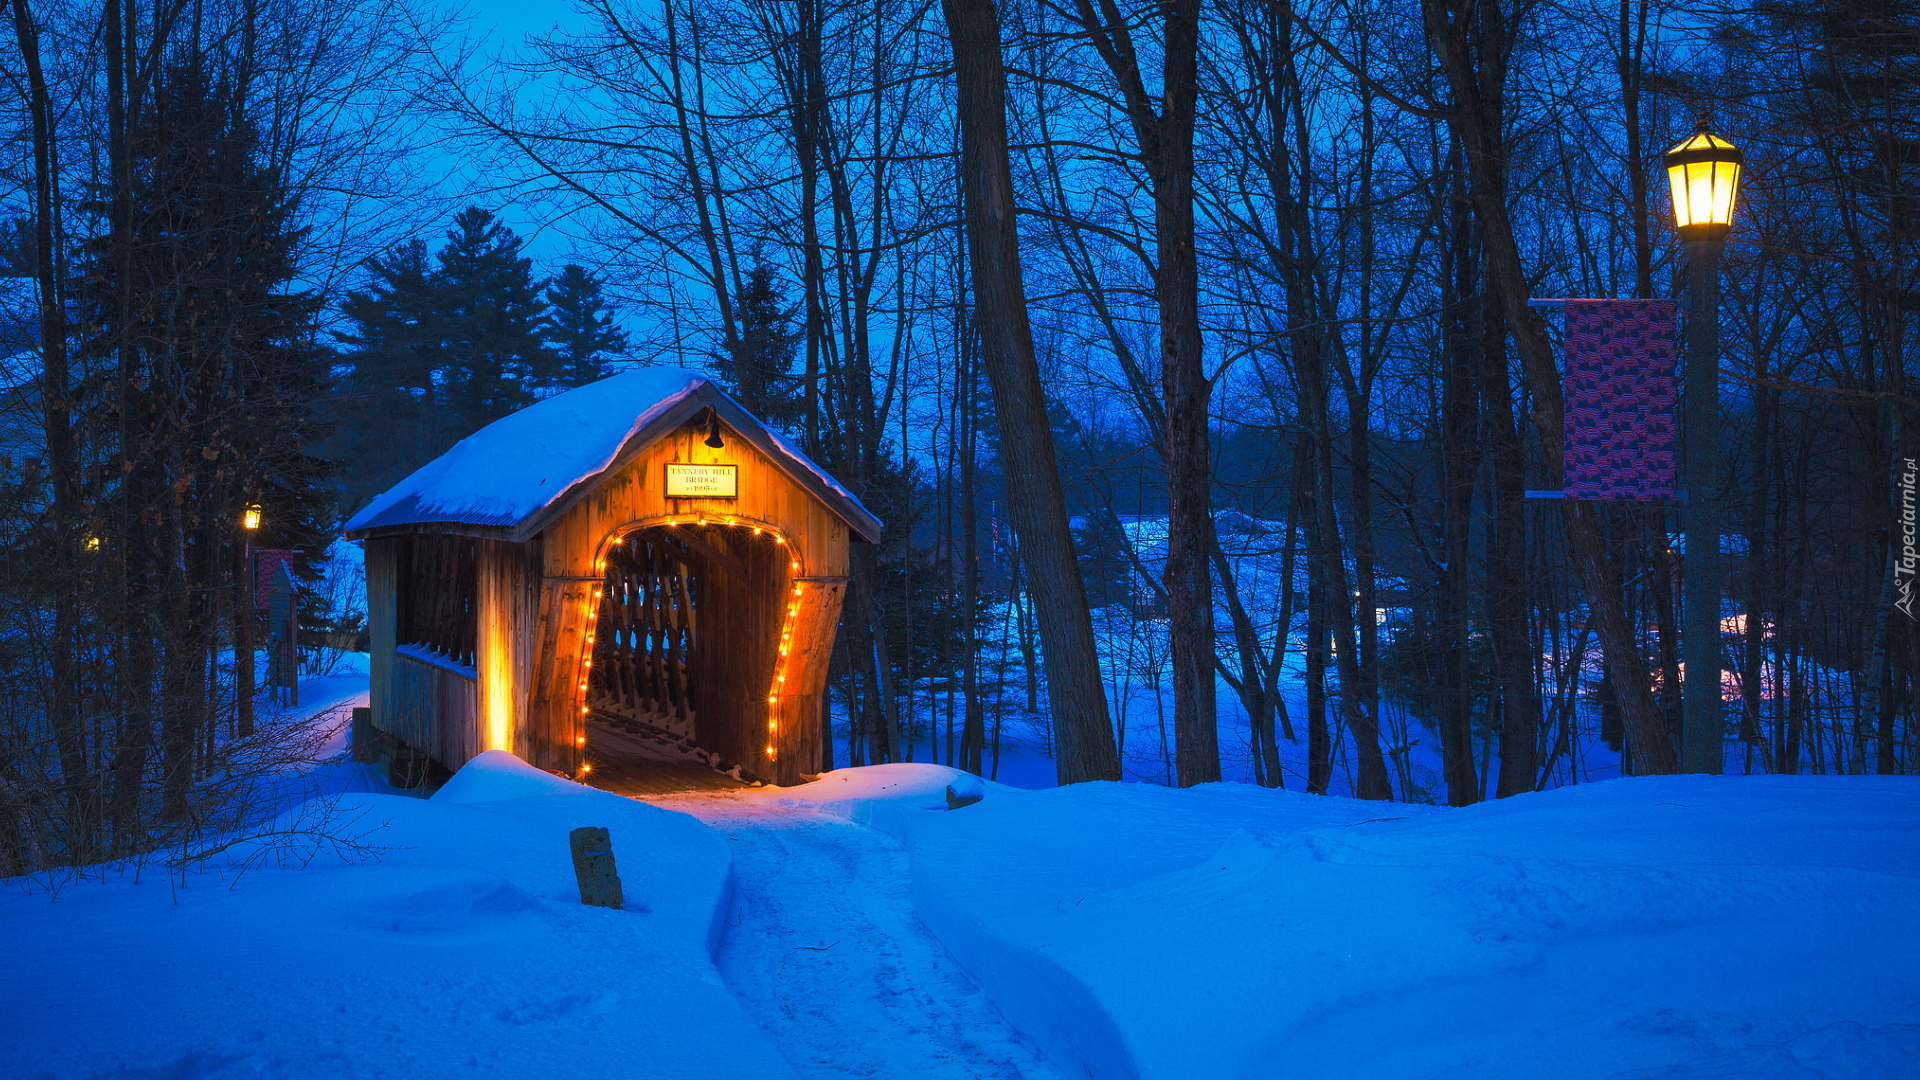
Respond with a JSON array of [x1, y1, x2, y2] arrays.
[[343, 367, 881, 541], [343, 368, 705, 535]]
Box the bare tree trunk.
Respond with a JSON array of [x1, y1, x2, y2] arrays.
[[939, 0, 1119, 783], [1305, 529, 1330, 794], [1067, 0, 1216, 785], [1150, 0, 1220, 788], [792, 0, 825, 454], [107, 0, 161, 842], [1482, 295, 1539, 797], [1437, 179, 1482, 804], [1422, 0, 1677, 772], [11, 0, 88, 845], [1617, 0, 1655, 300], [959, 337, 986, 776]]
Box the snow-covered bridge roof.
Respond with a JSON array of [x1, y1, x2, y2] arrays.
[[343, 367, 881, 543]]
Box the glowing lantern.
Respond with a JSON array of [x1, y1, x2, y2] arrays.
[[242, 504, 263, 531], [1664, 130, 1742, 243]]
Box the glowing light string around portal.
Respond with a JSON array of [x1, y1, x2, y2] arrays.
[[578, 517, 805, 775]]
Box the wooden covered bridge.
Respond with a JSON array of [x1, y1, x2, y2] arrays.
[[344, 369, 881, 787]]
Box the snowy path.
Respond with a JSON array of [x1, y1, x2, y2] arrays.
[[649, 794, 1061, 1080]]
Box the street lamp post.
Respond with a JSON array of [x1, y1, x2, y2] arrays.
[[238, 503, 262, 737], [1665, 129, 1743, 774]]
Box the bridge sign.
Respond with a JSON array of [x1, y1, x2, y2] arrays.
[[666, 463, 738, 498]]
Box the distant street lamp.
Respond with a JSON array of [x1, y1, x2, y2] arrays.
[[1665, 128, 1743, 774], [238, 502, 262, 736]]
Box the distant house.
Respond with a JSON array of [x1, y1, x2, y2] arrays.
[[345, 368, 881, 786]]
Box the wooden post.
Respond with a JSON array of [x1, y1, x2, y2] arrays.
[[568, 826, 624, 909], [350, 706, 377, 763], [366, 538, 396, 740]]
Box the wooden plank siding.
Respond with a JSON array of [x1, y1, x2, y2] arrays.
[[532, 417, 851, 784], [477, 538, 543, 767], [388, 651, 481, 766], [777, 576, 849, 775], [366, 538, 397, 743], [362, 411, 858, 785]]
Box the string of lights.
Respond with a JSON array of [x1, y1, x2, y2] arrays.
[[576, 515, 806, 775]]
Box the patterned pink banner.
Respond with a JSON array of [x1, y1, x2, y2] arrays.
[[1564, 299, 1677, 500]]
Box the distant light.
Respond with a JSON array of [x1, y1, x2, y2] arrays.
[[242, 504, 262, 531]]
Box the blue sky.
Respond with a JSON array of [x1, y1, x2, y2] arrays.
[[434, 0, 592, 264]]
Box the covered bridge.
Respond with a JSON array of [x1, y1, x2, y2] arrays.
[[344, 368, 881, 786]]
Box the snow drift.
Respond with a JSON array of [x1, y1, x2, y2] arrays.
[[0, 750, 798, 1080], [905, 774, 1920, 1080]]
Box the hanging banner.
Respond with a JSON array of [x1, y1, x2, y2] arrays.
[[1563, 299, 1678, 500]]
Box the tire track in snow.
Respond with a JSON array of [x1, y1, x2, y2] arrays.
[[651, 796, 1060, 1080]]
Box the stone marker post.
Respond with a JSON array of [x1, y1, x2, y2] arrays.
[[569, 826, 624, 909], [350, 707, 377, 763]]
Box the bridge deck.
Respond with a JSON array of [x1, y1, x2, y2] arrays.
[[581, 716, 751, 796]]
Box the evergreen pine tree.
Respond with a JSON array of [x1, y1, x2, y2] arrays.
[[541, 264, 628, 386], [73, 53, 332, 824], [329, 208, 557, 510], [723, 259, 803, 426], [329, 238, 450, 510], [339, 239, 442, 395], [435, 207, 554, 426]]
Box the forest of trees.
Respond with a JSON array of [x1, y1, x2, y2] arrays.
[[1, 0, 1914, 871], [328, 206, 631, 507], [436, 0, 1914, 795]]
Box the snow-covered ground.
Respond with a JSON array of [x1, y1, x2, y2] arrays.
[[905, 774, 1920, 1080], [0, 749, 797, 1080], [653, 785, 1059, 1080], [4, 666, 1915, 1080]]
